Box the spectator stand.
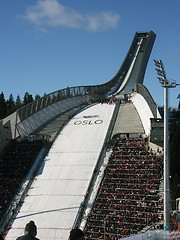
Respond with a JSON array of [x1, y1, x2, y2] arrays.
[[0, 135, 50, 236], [83, 136, 164, 239]]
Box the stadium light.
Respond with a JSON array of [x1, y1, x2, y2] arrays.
[[153, 59, 179, 231]]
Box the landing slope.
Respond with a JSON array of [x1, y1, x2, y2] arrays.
[[6, 103, 115, 240]]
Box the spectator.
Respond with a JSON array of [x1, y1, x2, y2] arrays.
[[16, 221, 39, 240], [69, 228, 84, 240]]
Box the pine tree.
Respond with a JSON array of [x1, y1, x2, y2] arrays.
[[0, 92, 7, 119], [7, 93, 16, 115], [35, 94, 41, 100], [23, 92, 34, 105], [15, 95, 22, 109]]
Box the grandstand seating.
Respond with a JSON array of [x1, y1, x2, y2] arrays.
[[84, 136, 164, 239], [0, 137, 48, 226]]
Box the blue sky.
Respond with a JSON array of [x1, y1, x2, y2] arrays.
[[1, 0, 180, 108]]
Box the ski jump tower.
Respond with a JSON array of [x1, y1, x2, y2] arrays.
[[1, 31, 160, 145]]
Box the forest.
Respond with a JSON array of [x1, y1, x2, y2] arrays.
[[0, 92, 41, 119], [0, 92, 180, 207]]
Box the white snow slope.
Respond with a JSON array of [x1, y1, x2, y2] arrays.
[[6, 103, 115, 240]]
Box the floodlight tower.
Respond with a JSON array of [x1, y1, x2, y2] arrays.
[[154, 60, 179, 230]]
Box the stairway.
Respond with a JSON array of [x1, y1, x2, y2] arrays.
[[112, 102, 144, 136]]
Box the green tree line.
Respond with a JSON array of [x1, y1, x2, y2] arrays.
[[158, 107, 180, 205], [169, 110, 180, 206], [0, 92, 41, 119]]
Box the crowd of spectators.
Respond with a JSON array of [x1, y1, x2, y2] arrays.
[[84, 136, 164, 239], [97, 96, 132, 105], [0, 136, 48, 225]]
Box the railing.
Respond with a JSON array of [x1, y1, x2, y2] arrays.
[[14, 85, 109, 137], [16, 85, 108, 122]]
